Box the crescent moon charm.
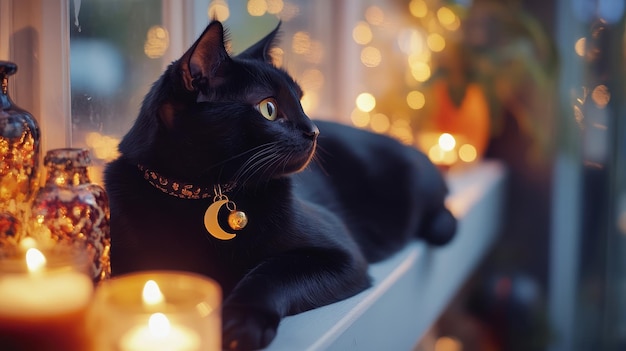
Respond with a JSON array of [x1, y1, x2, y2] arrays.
[[204, 199, 237, 240]]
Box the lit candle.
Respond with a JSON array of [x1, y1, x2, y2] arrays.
[[120, 312, 201, 351], [0, 247, 94, 351], [88, 271, 221, 351]]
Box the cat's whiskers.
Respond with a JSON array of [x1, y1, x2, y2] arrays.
[[231, 144, 282, 186], [208, 142, 279, 171]]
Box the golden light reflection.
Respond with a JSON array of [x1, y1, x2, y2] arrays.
[[409, 0, 428, 18], [144, 26, 169, 59], [427, 33, 446, 52], [361, 46, 382, 67], [351, 109, 370, 128], [591, 84, 610, 108], [247, 0, 267, 16], [353, 22, 373, 45], [356, 93, 376, 112], [406, 90, 426, 110], [574, 37, 586, 57], [370, 113, 390, 133], [365, 6, 385, 26], [208, 0, 230, 21], [292, 31, 311, 55]]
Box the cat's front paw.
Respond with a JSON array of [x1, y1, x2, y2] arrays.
[[222, 304, 280, 351]]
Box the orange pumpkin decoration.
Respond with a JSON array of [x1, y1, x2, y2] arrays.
[[417, 79, 491, 166]]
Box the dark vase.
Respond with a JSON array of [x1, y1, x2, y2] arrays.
[[30, 148, 111, 283], [0, 61, 41, 254]]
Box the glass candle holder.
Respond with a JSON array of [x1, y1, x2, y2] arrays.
[[88, 271, 222, 351], [0, 244, 94, 351]]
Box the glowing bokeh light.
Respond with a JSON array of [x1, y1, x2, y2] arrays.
[[144, 26, 169, 59], [427, 33, 446, 52], [208, 0, 230, 21], [370, 113, 390, 133], [389, 120, 414, 145], [361, 46, 382, 67], [269, 47, 284, 67], [574, 37, 586, 57], [434, 336, 463, 351], [459, 144, 477, 162], [438, 133, 456, 151], [247, 0, 267, 16], [356, 93, 376, 112], [407, 90, 426, 110], [300, 69, 325, 91], [267, 0, 284, 14], [365, 6, 385, 26], [353, 22, 373, 45], [279, 2, 299, 21], [351, 109, 371, 128], [437, 7, 456, 27], [409, 0, 428, 18], [591, 84, 610, 108], [292, 31, 311, 55], [398, 28, 425, 55], [411, 61, 431, 82]]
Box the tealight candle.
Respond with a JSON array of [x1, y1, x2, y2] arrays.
[[120, 312, 201, 351], [0, 247, 94, 351], [88, 271, 221, 351]]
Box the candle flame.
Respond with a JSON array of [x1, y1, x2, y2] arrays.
[[148, 313, 171, 337], [142, 280, 165, 306], [26, 248, 46, 272]]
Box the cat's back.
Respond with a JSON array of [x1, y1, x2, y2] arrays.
[[296, 119, 450, 262]]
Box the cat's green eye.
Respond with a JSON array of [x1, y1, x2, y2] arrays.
[[257, 98, 278, 121]]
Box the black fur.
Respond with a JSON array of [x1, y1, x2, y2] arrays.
[[104, 21, 456, 350]]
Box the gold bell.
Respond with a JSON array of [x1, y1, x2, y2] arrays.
[[228, 210, 248, 230]]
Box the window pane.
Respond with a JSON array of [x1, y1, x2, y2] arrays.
[[69, 0, 164, 183]]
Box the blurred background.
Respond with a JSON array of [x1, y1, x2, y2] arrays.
[[5, 0, 626, 350]]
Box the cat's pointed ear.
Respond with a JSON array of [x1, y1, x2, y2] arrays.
[[237, 22, 281, 64], [180, 20, 231, 92]]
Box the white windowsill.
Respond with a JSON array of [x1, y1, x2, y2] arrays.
[[266, 160, 507, 351]]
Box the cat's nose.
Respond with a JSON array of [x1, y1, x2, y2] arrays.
[[303, 124, 319, 140]]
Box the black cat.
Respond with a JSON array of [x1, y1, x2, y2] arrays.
[[104, 20, 456, 350]]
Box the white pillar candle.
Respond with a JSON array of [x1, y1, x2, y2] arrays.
[[0, 248, 94, 351]]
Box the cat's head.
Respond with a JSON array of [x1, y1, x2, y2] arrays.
[[118, 21, 319, 188]]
